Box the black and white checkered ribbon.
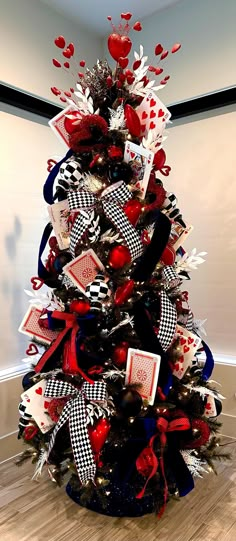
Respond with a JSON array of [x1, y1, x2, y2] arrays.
[[44, 380, 107, 484], [68, 181, 143, 260], [162, 266, 181, 290], [156, 291, 177, 351]]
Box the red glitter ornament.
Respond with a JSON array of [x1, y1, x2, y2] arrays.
[[124, 104, 141, 137], [69, 299, 90, 316], [88, 418, 111, 455], [108, 245, 131, 269], [113, 341, 129, 367]]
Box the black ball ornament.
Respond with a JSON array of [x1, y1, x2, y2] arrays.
[[22, 371, 36, 391], [108, 162, 133, 184], [114, 388, 143, 417]]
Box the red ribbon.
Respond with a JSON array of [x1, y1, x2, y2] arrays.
[[136, 413, 190, 517], [34, 311, 94, 384]]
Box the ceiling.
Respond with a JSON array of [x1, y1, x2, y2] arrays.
[[40, 0, 182, 36]]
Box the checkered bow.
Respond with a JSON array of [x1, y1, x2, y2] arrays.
[[156, 291, 177, 351], [44, 379, 107, 484], [67, 181, 143, 260]]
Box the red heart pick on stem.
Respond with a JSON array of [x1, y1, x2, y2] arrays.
[[64, 62, 70, 68], [51, 87, 61, 96], [160, 50, 169, 60], [155, 67, 163, 75], [26, 343, 39, 356], [52, 58, 61, 68], [35, 387, 43, 395], [79, 60, 86, 67], [133, 22, 142, 31], [54, 35, 66, 48], [31, 277, 44, 290], [121, 12, 132, 20], [108, 33, 132, 61], [68, 43, 75, 55], [133, 59, 141, 70], [155, 43, 163, 55], [172, 43, 181, 54], [118, 57, 129, 69], [63, 48, 72, 58], [88, 418, 110, 455]]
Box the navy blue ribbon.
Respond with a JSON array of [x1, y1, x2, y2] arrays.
[[201, 340, 214, 381], [43, 149, 73, 204]]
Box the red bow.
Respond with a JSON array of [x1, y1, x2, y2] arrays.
[[136, 412, 190, 517], [34, 311, 94, 383]]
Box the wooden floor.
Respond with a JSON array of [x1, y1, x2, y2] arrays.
[[0, 441, 236, 541]]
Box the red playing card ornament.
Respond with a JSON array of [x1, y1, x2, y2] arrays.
[[108, 34, 132, 61], [88, 418, 111, 456], [108, 245, 131, 269], [124, 104, 141, 137]]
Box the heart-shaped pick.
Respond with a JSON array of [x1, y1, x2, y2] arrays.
[[108, 33, 132, 61], [79, 60, 86, 67], [47, 158, 57, 172], [121, 12, 132, 20], [51, 87, 61, 96], [63, 48, 72, 58], [52, 58, 61, 68], [31, 277, 44, 290], [26, 343, 39, 356], [118, 57, 129, 69], [54, 35, 66, 48], [133, 22, 142, 31], [68, 43, 75, 55], [172, 43, 181, 54], [155, 43, 163, 55]]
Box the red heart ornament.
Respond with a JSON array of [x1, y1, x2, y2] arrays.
[[155, 67, 163, 75], [31, 277, 44, 290], [79, 60, 86, 67], [160, 50, 169, 60], [26, 343, 39, 356], [155, 43, 163, 55], [123, 199, 143, 226], [63, 48, 72, 58], [35, 387, 43, 396], [54, 35, 66, 48], [51, 87, 61, 96], [133, 22, 142, 31], [172, 43, 181, 54], [64, 62, 70, 69], [150, 98, 156, 107], [47, 158, 57, 172], [121, 12, 132, 20], [52, 58, 61, 68], [118, 57, 129, 69], [88, 418, 111, 455], [108, 33, 132, 61], [68, 42, 75, 55]]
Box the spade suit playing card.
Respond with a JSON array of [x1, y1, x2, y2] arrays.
[[18, 306, 60, 345], [135, 91, 171, 139], [172, 325, 201, 379], [63, 248, 104, 293], [21, 380, 55, 433], [48, 200, 71, 250], [124, 142, 154, 198], [125, 348, 161, 405], [49, 105, 82, 148]]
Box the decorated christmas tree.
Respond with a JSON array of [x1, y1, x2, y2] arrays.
[[17, 12, 227, 518]]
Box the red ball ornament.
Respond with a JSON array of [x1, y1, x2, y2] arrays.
[[124, 104, 141, 137], [112, 342, 129, 367], [69, 299, 90, 315], [153, 148, 166, 171], [123, 199, 143, 225], [114, 279, 135, 306], [108, 33, 132, 61], [88, 418, 111, 455], [108, 245, 131, 269]]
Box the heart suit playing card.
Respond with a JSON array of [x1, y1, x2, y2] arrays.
[[21, 379, 55, 433], [135, 92, 171, 139], [124, 141, 154, 198]]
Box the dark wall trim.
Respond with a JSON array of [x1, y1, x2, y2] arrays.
[[1, 83, 235, 121]]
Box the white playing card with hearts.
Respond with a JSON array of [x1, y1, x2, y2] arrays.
[[125, 348, 161, 404], [124, 141, 154, 198], [21, 379, 55, 433], [49, 105, 82, 148], [204, 394, 217, 417], [135, 92, 171, 139], [172, 325, 201, 379]]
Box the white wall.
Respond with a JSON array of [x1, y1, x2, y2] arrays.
[[118, 0, 236, 104], [1, 0, 103, 102]]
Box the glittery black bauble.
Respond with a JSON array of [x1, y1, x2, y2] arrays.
[[108, 162, 133, 184], [215, 398, 222, 416], [114, 389, 143, 417], [22, 371, 36, 390], [53, 252, 72, 273]]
